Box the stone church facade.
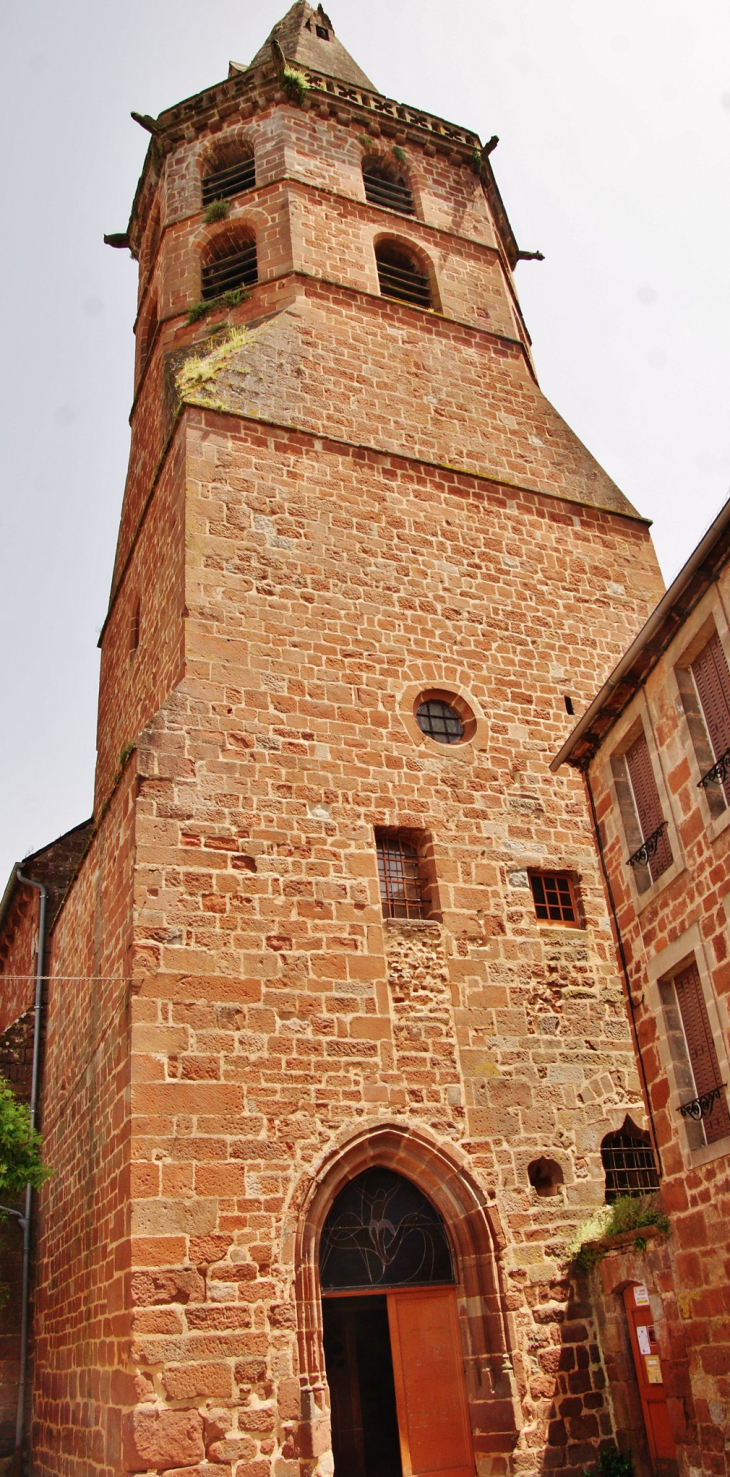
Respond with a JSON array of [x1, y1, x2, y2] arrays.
[[0, 6, 680, 1476]]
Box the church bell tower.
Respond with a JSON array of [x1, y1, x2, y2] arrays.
[[20, 6, 668, 1475]]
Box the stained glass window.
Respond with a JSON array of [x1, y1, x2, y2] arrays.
[[320, 1168, 454, 1290]]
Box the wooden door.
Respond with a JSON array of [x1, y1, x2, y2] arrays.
[[388, 1287, 475, 1477], [623, 1283, 676, 1470]]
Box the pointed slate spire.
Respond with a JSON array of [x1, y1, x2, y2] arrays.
[[244, 2, 375, 91]]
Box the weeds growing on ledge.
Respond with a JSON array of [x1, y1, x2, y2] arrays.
[[568, 1193, 669, 1272], [186, 287, 250, 324], [202, 198, 230, 224]]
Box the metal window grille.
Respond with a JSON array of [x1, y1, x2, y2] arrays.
[[363, 168, 415, 217], [529, 872, 577, 925], [601, 1125, 660, 1202], [375, 248, 432, 309], [201, 242, 258, 300], [202, 156, 256, 205], [416, 700, 464, 745], [376, 833, 427, 920]]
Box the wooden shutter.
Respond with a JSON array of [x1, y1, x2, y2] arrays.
[[675, 960, 730, 1145], [625, 731, 672, 881], [692, 631, 730, 800], [388, 1288, 475, 1477]]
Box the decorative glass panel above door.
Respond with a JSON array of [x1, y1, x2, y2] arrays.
[[320, 1169, 454, 1291]]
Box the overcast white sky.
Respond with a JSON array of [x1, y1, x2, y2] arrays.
[[1, 1, 729, 885]]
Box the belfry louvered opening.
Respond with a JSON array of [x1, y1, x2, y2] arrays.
[[362, 159, 415, 217], [201, 235, 258, 300], [375, 242, 432, 309], [202, 149, 256, 206]]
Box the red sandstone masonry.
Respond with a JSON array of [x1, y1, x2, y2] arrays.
[[1, 21, 672, 1477]]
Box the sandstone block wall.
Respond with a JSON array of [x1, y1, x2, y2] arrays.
[[112, 407, 664, 1477], [0, 32, 677, 1477]]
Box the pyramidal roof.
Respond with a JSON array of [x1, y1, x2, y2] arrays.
[[244, 2, 376, 91]]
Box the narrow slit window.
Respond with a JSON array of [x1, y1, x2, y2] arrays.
[[601, 1118, 660, 1202], [376, 831, 428, 920], [201, 236, 258, 300], [138, 298, 157, 376], [130, 599, 141, 654], [202, 150, 256, 206], [624, 730, 673, 883], [529, 871, 578, 926], [375, 243, 432, 309]]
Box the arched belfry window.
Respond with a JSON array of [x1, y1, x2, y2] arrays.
[[601, 1117, 660, 1202], [375, 241, 433, 310], [201, 228, 258, 300], [202, 140, 255, 206], [362, 155, 415, 217], [320, 1168, 453, 1290]]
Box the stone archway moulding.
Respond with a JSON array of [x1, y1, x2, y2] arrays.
[[290, 1121, 521, 1475]]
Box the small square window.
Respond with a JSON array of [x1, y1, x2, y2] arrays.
[[316, 24, 329, 38], [529, 871, 578, 926]]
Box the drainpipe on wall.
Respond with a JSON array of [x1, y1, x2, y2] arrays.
[[12, 870, 47, 1471], [582, 777, 663, 1177]]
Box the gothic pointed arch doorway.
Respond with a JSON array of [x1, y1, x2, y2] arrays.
[[320, 1166, 475, 1477], [294, 1126, 519, 1477]]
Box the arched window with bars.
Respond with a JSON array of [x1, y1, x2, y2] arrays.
[[374, 240, 434, 310], [201, 227, 258, 301], [362, 154, 415, 217], [202, 139, 256, 207], [601, 1117, 660, 1202]]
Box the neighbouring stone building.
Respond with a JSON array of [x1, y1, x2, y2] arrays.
[[0, 5, 704, 1476], [554, 496, 730, 1477]]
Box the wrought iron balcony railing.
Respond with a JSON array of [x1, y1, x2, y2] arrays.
[[678, 1083, 727, 1122], [697, 745, 730, 790], [626, 821, 668, 870]]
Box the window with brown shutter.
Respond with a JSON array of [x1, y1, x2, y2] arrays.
[[624, 730, 672, 882], [692, 630, 730, 801], [674, 959, 730, 1145]]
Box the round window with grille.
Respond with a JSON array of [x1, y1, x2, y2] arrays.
[[416, 699, 464, 744]]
